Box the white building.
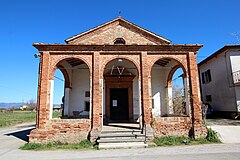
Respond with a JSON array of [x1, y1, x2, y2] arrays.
[[198, 45, 240, 115]]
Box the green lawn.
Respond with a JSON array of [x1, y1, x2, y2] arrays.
[[0, 111, 36, 127], [0, 111, 63, 127]]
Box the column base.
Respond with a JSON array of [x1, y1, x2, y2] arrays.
[[145, 124, 154, 141], [89, 127, 101, 142]]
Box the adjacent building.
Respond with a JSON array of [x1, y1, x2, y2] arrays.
[[199, 45, 240, 115], [30, 17, 206, 144]]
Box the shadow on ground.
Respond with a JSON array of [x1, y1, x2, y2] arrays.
[[5, 128, 35, 142], [207, 118, 240, 126]]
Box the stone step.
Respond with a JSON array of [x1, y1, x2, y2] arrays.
[[98, 136, 145, 143], [98, 142, 148, 149], [101, 129, 142, 133], [100, 132, 145, 138]]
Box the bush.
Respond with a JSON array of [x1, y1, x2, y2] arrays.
[[154, 128, 221, 146], [206, 128, 221, 143], [153, 136, 192, 146]]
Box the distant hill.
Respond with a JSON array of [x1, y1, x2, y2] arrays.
[[0, 103, 24, 108], [0, 102, 61, 108]]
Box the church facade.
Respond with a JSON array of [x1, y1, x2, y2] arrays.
[[30, 17, 206, 143]]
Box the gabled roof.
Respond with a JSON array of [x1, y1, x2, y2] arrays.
[[198, 45, 240, 66], [65, 17, 171, 45]]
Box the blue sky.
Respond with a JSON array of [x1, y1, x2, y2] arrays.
[[0, 0, 239, 103]]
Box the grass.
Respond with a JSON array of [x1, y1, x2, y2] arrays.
[[0, 111, 64, 127], [0, 111, 36, 127], [154, 128, 221, 146], [52, 111, 62, 118], [19, 140, 94, 151]]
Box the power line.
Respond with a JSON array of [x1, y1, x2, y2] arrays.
[[54, 76, 64, 82]]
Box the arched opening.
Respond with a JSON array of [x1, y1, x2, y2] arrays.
[[52, 68, 65, 118], [171, 68, 186, 115], [102, 58, 141, 124], [151, 58, 189, 117], [114, 38, 126, 45], [50, 58, 91, 119]]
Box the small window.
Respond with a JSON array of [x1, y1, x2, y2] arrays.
[[206, 95, 212, 102], [202, 69, 212, 84], [114, 38, 126, 45], [84, 101, 90, 112], [201, 72, 205, 84], [85, 91, 90, 97], [152, 98, 154, 109]]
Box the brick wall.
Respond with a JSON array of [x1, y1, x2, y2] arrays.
[[29, 119, 91, 143], [152, 117, 191, 137]]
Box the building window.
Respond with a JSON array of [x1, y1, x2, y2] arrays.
[[114, 38, 126, 45], [84, 101, 90, 112], [85, 91, 90, 97], [206, 95, 212, 102], [202, 69, 212, 84]]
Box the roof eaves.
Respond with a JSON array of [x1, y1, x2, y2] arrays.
[[118, 17, 171, 43], [65, 17, 121, 43], [198, 44, 240, 66], [65, 17, 171, 44]]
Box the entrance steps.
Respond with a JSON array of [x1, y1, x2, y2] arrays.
[[98, 123, 148, 149]]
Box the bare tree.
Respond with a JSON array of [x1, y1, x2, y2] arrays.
[[172, 85, 186, 115], [26, 99, 37, 111]]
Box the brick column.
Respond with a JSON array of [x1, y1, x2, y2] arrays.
[[90, 52, 102, 141], [188, 52, 205, 138], [141, 51, 154, 140], [37, 51, 51, 129]]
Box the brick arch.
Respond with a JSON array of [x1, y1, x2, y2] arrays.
[[166, 65, 187, 88], [50, 56, 91, 80], [150, 57, 188, 79], [100, 56, 140, 79], [57, 65, 71, 88]]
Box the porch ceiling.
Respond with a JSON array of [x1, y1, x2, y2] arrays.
[[66, 58, 85, 67], [155, 58, 171, 67]]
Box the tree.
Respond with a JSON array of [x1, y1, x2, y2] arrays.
[[26, 99, 37, 111], [172, 85, 186, 115]]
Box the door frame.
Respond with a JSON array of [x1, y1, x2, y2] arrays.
[[104, 76, 134, 122]]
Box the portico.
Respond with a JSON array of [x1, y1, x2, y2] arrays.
[[30, 17, 206, 144]]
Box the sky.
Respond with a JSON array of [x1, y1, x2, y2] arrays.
[[0, 0, 239, 103]]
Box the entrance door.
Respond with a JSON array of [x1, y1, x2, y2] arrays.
[[110, 88, 129, 121]]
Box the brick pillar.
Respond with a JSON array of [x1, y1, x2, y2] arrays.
[[90, 52, 102, 141], [141, 52, 154, 140], [37, 51, 51, 129], [188, 52, 205, 138]]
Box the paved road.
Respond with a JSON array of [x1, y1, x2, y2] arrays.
[[207, 119, 240, 143], [0, 122, 240, 160], [1, 143, 240, 160]]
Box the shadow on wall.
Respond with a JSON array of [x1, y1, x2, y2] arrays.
[[5, 128, 35, 142]]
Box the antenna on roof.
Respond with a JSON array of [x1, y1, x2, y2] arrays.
[[231, 32, 240, 44]]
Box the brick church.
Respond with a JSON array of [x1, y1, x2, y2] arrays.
[[30, 17, 206, 144]]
